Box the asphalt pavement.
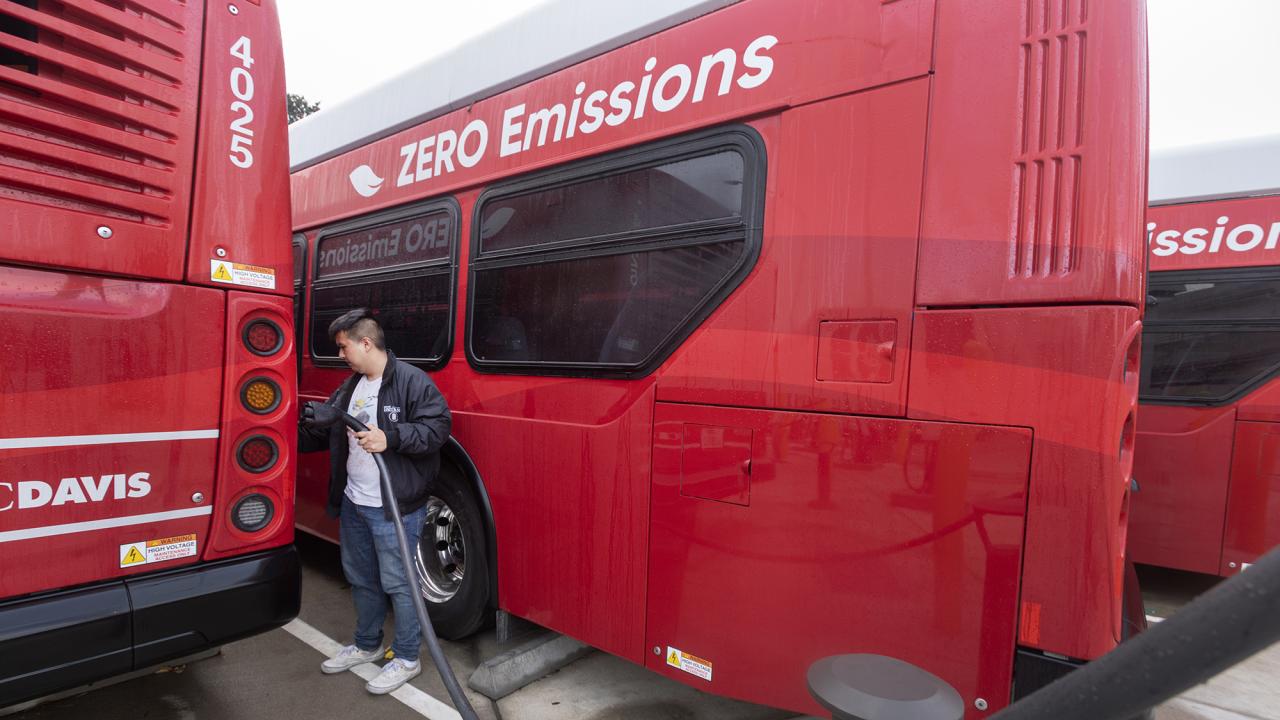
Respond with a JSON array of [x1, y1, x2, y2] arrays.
[[6, 537, 1277, 720]]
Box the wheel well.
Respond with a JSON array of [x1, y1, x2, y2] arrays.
[[441, 438, 498, 609]]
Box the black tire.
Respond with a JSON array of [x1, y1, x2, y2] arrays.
[[413, 463, 491, 640]]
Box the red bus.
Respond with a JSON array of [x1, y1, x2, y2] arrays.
[[0, 0, 298, 708], [1131, 135, 1280, 577], [289, 1, 1148, 715]]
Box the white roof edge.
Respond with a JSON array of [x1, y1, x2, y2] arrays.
[[288, 0, 741, 173], [1149, 134, 1280, 206]]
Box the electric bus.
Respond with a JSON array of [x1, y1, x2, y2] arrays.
[[288, 0, 1148, 715], [0, 0, 299, 707], [1132, 135, 1280, 577]]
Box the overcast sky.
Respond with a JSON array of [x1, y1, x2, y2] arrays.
[[277, 0, 1280, 151]]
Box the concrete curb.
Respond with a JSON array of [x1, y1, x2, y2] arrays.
[[467, 631, 593, 701]]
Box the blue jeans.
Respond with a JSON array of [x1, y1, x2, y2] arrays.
[[340, 496, 428, 662]]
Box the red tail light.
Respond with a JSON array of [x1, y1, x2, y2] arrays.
[[236, 435, 279, 472], [244, 319, 284, 356]]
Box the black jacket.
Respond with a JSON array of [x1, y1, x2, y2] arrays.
[[299, 351, 452, 518]]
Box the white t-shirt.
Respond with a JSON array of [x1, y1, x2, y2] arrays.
[[344, 374, 383, 507]]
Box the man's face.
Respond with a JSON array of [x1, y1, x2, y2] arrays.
[[334, 331, 372, 374]]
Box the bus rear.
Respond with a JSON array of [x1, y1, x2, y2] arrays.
[[1132, 136, 1280, 576], [0, 0, 298, 707]]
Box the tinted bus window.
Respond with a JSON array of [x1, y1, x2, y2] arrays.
[[472, 242, 743, 364], [292, 235, 306, 341], [310, 202, 456, 365], [1140, 269, 1280, 402], [1146, 276, 1280, 322], [479, 151, 746, 254], [469, 132, 763, 374]]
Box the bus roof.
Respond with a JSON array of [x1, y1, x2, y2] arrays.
[[287, 0, 738, 172], [1150, 134, 1280, 206]]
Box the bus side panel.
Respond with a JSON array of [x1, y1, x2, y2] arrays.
[[187, 0, 293, 297], [448, 382, 658, 663], [0, 267, 223, 598], [1237, 375, 1280, 423], [294, 357, 338, 541], [1129, 404, 1235, 575], [645, 403, 1031, 716], [294, 442, 337, 541], [294, 227, 340, 541], [908, 306, 1140, 661], [918, 0, 1147, 307], [658, 80, 928, 418], [1222, 421, 1280, 574]]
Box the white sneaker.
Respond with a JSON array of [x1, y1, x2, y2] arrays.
[[321, 644, 385, 674], [365, 657, 421, 694]]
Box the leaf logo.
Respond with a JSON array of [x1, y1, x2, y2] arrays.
[[349, 165, 384, 198]]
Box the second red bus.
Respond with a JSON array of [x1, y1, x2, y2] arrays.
[[289, 0, 1148, 716]]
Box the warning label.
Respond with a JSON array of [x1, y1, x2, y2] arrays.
[[210, 259, 276, 289], [119, 534, 198, 568], [120, 544, 147, 566], [666, 646, 713, 681]]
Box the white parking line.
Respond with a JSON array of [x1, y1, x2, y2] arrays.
[[281, 618, 462, 720]]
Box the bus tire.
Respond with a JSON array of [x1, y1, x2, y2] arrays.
[[413, 463, 490, 640]]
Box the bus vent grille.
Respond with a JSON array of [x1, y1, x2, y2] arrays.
[[0, 0, 195, 225], [1011, 0, 1087, 278]]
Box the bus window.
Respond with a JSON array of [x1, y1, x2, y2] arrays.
[[310, 201, 457, 366], [1141, 269, 1280, 403], [470, 134, 762, 373], [479, 150, 746, 254], [292, 234, 307, 336]]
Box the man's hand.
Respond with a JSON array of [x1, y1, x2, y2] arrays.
[[354, 428, 387, 453]]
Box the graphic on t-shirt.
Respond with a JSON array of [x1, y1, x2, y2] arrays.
[[352, 394, 376, 422]]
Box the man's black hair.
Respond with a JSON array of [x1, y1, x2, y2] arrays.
[[328, 308, 386, 350]]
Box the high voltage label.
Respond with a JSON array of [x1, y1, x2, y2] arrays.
[[119, 534, 198, 568], [666, 646, 713, 681], [211, 259, 276, 289]]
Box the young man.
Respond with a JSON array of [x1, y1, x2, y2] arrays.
[[300, 308, 452, 694]]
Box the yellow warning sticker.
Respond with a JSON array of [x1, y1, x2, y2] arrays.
[[210, 259, 276, 289], [120, 544, 147, 566], [665, 646, 713, 681], [212, 262, 234, 281], [120, 534, 198, 568]]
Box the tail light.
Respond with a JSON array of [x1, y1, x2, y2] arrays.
[[1113, 328, 1142, 641], [244, 319, 284, 356], [204, 292, 297, 561], [241, 377, 282, 414], [232, 494, 276, 533], [236, 435, 279, 473]]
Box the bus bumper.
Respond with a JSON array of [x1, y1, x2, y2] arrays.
[[0, 545, 301, 709]]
